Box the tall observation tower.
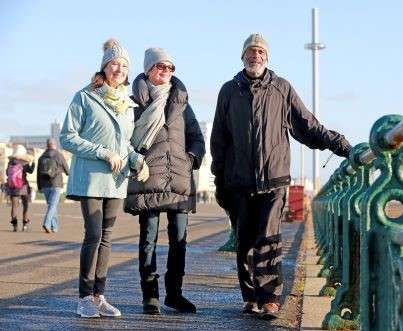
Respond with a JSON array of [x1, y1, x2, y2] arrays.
[[305, 8, 326, 194]]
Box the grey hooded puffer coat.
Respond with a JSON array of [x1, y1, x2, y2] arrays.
[[124, 74, 205, 215]]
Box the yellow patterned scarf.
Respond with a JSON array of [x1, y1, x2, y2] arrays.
[[95, 83, 135, 114]]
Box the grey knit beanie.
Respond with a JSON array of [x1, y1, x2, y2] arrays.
[[144, 47, 174, 74], [101, 38, 130, 70], [241, 33, 269, 60]]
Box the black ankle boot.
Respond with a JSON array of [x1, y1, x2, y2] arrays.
[[141, 279, 160, 315], [143, 298, 160, 315], [10, 218, 17, 232], [164, 274, 196, 313], [164, 295, 196, 313]]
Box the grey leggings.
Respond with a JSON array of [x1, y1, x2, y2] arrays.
[[79, 198, 122, 298]]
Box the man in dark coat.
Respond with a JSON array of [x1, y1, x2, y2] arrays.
[[37, 138, 69, 233], [124, 48, 205, 315], [210, 33, 352, 318]]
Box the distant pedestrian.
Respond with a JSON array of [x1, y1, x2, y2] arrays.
[[124, 47, 205, 315], [211, 33, 352, 319], [60, 38, 146, 318], [6, 144, 35, 232], [37, 138, 69, 233]]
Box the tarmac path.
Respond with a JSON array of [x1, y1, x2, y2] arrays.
[[0, 202, 304, 330]]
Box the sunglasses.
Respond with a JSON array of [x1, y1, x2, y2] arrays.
[[155, 63, 175, 72]]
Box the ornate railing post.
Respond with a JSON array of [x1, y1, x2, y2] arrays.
[[320, 161, 352, 297], [323, 143, 373, 330], [360, 115, 403, 331], [314, 114, 402, 330], [317, 176, 338, 268]]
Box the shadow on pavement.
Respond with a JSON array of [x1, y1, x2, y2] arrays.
[[0, 223, 304, 330]]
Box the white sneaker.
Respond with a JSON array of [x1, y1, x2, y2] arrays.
[[94, 295, 121, 317], [76, 295, 100, 318]]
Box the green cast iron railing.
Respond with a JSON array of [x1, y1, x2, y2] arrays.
[[313, 115, 403, 330]]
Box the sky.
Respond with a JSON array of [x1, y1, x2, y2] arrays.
[[0, 0, 402, 185]]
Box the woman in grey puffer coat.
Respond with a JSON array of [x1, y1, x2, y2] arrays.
[[124, 48, 205, 315]]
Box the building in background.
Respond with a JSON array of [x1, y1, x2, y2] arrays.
[[195, 122, 215, 203], [50, 120, 61, 147], [9, 121, 61, 149], [9, 135, 49, 149]]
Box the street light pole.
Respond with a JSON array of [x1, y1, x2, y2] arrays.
[[305, 8, 326, 194]]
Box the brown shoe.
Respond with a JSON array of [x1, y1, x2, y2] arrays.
[[242, 302, 260, 314], [260, 303, 280, 320]]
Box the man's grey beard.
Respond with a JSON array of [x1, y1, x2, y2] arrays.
[[243, 59, 266, 78]]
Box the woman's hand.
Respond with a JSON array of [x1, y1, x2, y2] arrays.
[[105, 150, 123, 173], [137, 162, 149, 182]]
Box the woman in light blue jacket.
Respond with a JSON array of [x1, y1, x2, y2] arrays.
[[60, 39, 148, 318]]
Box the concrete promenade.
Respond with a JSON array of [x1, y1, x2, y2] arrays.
[[0, 202, 306, 330]]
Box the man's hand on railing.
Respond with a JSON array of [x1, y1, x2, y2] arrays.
[[334, 136, 352, 158]]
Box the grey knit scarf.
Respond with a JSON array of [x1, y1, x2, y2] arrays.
[[131, 80, 172, 151]]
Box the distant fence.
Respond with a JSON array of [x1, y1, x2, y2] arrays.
[[312, 114, 403, 330]]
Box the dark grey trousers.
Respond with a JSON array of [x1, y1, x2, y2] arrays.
[[79, 198, 122, 298], [229, 188, 286, 306]]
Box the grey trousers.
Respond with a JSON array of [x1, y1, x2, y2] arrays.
[[229, 188, 286, 306], [79, 198, 122, 298]]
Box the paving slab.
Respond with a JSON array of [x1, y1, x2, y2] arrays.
[[0, 202, 306, 330], [300, 216, 332, 331]]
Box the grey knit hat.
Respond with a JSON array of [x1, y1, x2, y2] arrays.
[[101, 38, 130, 70], [241, 33, 269, 60], [144, 47, 174, 74]]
